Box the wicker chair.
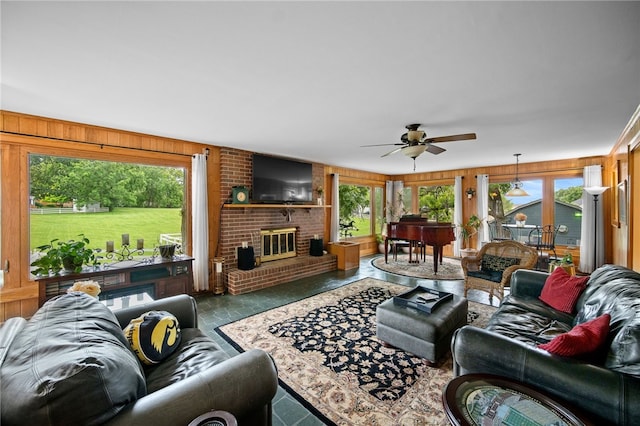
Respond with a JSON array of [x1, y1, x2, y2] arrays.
[[461, 240, 538, 303]]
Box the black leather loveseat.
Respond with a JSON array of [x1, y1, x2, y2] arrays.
[[0, 293, 278, 426], [451, 264, 640, 425]]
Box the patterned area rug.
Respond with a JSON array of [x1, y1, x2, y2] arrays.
[[216, 278, 495, 425], [372, 254, 465, 280]]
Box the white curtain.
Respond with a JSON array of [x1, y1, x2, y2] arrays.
[[477, 174, 490, 246], [329, 173, 340, 242], [453, 176, 463, 256], [191, 154, 209, 291], [580, 165, 604, 273]]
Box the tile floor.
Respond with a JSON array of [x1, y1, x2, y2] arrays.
[[194, 254, 498, 426]]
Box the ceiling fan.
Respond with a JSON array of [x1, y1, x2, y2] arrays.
[[361, 124, 477, 170]]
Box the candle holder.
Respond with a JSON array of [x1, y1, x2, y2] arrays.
[[105, 243, 145, 262]]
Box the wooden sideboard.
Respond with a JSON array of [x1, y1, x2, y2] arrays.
[[36, 257, 194, 307]]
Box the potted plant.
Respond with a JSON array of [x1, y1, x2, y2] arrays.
[[514, 212, 527, 227], [316, 186, 324, 205], [375, 233, 386, 253], [31, 234, 98, 276], [549, 252, 575, 275], [459, 215, 482, 256]]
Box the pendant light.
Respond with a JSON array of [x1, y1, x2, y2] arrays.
[[506, 153, 529, 197]]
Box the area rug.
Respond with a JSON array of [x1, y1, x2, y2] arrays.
[[372, 254, 464, 280], [216, 278, 495, 425]]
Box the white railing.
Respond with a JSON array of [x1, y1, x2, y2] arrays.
[[30, 207, 109, 214], [159, 233, 182, 246]]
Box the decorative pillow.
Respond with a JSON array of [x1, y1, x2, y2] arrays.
[[0, 293, 146, 426], [538, 314, 611, 357], [481, 254, 520, 273], [124, 311, 182, 365], [539, 267, 589, 314]]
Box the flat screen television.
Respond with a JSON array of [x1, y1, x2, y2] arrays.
[[252, 154, 313, 203]]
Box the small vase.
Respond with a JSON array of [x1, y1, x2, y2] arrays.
[[317, 197, 323, 205], [516, 220, 526, 227]]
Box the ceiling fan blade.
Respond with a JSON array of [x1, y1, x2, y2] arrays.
[[426, 133, 477, 143], [360, 143, 405, 147], [425, 144, 446, 155], [381, 147, 403, 157]]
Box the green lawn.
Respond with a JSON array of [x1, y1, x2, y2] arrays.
[[343, 216, 372, 238], [30, 208, 182, 251]]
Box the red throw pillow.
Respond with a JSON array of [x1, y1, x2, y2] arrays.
[[539, 267, 589, 314], [538, 314, 611, 357]]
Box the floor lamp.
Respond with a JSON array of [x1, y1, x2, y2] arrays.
[[584, 186, 608, 272]]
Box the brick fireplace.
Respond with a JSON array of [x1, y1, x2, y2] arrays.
[[218, 148, 336, 294]]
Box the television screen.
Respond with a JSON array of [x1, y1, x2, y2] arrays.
[[252, 154, 313, 203]]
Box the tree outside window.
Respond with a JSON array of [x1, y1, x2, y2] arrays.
[[418, 185, 454, 222], [29, 155, 185, 267], [338, 184, 371, 238]]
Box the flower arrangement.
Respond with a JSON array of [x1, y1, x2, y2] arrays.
[[514, 212, 527, 221], [67, 280, 101, 298], [316, 186, 324, 196]]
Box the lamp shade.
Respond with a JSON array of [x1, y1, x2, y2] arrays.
[[584, 186, 609, 196], [506, 186, 529, 197], [407, 130, 424, 141], [402, 145, 426, 158]]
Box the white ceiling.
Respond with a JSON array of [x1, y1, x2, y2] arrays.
[[2, 1, 639, 175]]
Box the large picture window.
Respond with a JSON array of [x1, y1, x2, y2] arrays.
[[29, 154, 186, 273], [338, 183, 385, 240], [489, 175, 583, 248]]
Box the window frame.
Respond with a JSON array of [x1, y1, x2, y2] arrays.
[[337, 178, 385, 241], [10, 139, 193, 284]]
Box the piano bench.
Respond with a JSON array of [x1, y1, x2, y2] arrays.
[[375, 294, 468, 365], [391, 240, 410, 260]]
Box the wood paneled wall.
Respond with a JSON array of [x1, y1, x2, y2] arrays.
[[607, 105, 640, 268]]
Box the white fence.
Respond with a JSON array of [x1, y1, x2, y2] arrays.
[[30, 207, 109, 214]]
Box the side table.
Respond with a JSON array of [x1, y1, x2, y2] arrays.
[[442, 374, 592, 426]]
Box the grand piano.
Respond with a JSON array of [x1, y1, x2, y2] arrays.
[[385, 218, 456, 273]]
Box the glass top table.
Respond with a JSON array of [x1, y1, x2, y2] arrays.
[[503, 223, 537, 243], [442, 374, 593, 426]]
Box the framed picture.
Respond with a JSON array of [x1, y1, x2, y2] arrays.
[[618, 179, 627, 225]]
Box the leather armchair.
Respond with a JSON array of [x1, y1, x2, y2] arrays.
[[0, 294, 278, 426], [106, 294, 279, 426]]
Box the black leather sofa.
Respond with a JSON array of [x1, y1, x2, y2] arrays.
[[451, 264, 640, 425], [0, 293, 278, 426]]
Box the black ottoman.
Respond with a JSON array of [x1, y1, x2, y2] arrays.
[[376, 293, 468, 364]]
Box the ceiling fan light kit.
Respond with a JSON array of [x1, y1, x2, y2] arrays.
[[505, 153, 529, 197], [360, 123, 477, 171]]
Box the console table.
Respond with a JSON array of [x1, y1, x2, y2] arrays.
[[36, 257, 194, 307]]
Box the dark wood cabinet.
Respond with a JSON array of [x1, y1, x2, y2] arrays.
[[36, 257, 194, 307]]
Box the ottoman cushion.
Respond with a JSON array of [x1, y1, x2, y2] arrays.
[[376, 294, 468, 363]]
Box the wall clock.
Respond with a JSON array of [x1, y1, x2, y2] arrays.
[[232, 186, 249, 204]]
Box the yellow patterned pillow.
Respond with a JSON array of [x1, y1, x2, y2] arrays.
[[124, 311, 181, 365]]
